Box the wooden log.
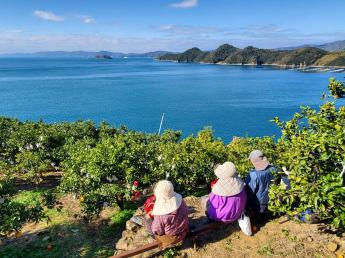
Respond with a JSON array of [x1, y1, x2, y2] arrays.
[[110, 241, 160, 258], [110, 222, 219, 258]]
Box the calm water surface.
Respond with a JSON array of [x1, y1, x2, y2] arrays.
[[0, 57, 343, 141]]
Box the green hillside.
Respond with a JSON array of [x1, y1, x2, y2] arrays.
[[158, 44, 345, 66], [158, 47, 208, 62], [278, 47, 327, 66], [224, 46, 288, 65], [314, 51, 345, 66], [202, 44, 239, 63]]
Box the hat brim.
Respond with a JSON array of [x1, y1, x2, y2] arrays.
[[212, 176, 245, 197], [152, 193, 183, 216]]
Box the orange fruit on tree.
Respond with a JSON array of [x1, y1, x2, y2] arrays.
[[47, 244, 53, 250]]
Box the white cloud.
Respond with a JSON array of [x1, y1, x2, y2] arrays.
[[33, 10, 64, 22], [77, 15, 96, 24], [0, 32, 219, 54], [170, 0, 198, 9], [153, 24, 221, 36], [0, 24, 344, 54], [1, 29, 22, 34]]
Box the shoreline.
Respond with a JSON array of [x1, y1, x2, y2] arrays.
[[155, 59, 345, 72]]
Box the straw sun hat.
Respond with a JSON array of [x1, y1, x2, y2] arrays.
[[248, 150, 270, 171], [212, 161, 245, 197], [152, 180, 183, 216]]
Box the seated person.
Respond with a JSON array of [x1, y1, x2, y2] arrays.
[[145, 180, 189, 248], [205, 161, 247, 223], [245, 150, 278, 215]]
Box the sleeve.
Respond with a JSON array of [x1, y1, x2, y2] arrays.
[[151, 216, 165, 236]]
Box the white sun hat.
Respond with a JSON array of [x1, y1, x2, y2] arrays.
[[212, 161, 245, 196], [248, 150, 270, 171], [152, 180, 183, 216]]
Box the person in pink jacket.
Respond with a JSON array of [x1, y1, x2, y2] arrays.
[[145, 180, 189, 248]]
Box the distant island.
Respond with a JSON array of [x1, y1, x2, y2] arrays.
[[157, 42, 345, 68], [95, 54, 112, 59]]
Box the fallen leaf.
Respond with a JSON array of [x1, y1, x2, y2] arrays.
[[47, 243, 53, 250]]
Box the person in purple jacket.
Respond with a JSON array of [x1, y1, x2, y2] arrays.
[[205, 161, 247, 222], [146, 180, 189, 248]]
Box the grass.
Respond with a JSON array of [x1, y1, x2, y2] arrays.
[[281, 229, 297, 242], [162, 247, 178, 258], [257, 243, 274, 256], [0, 189, 137, 258], [13, 188, 49, 206], [100, 208, 136, 238], [0, 223, 116, 258], [225, 239, 232, 252]]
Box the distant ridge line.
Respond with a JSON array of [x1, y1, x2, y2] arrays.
[[0, 50, 177, 58]]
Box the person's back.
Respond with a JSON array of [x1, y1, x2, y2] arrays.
[[246, 165, 277, 213], [206, 162, 247, 222], [246, 150, 278, 214], [208, 190, 247, 222], [146, 180, 189, 248], [152, 200, 189, 238]]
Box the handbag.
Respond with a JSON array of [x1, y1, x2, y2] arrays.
[[238, 212, 252, 236]]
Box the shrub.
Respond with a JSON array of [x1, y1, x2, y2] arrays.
[[0, 180, 45, 237], [0, 78, 344, 230], [269, 80, 345, 229]]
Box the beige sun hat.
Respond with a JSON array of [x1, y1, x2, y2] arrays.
[[152, 180, 183, 216], [248, 150, 270, 171], [212, 161, 245, 197]]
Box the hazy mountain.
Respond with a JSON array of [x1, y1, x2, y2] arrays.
[[277, 40, 345, 52], [316, 40, 345, 51], [126, 51, 177, 58], [0, 50, 175, 58]]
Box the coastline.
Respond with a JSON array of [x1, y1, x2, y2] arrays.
[[155, 58, 345, 72]]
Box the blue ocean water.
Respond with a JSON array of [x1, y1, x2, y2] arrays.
[[0, 57, 343, 142]]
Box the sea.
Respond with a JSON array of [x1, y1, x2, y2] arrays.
[[0, 57, 344, 142]]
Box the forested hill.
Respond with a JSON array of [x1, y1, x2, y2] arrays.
[[157, 44, 345, 67]]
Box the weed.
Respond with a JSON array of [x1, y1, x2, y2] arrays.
[[225, 239, 232, 252], [258, 243, 274, 256], [163, 247, 178, 258]]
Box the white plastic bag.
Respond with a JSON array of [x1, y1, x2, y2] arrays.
[[238, 212, 252, 236]]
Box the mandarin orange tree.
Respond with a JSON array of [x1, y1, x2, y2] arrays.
[[269, 78, 345, 230]]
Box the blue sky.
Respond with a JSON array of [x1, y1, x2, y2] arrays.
[[0, 0, 344, 53]]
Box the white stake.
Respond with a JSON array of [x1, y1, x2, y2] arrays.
[[340, 162, 345, 178], [158, 113, 165, 135]]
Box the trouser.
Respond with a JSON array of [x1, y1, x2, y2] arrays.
[[144, 217, 186, 249]]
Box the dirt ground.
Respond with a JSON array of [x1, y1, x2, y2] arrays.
[[168, 197, 345, 258], [2, 193, 344, 258], [116, 196, 345, 258]]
